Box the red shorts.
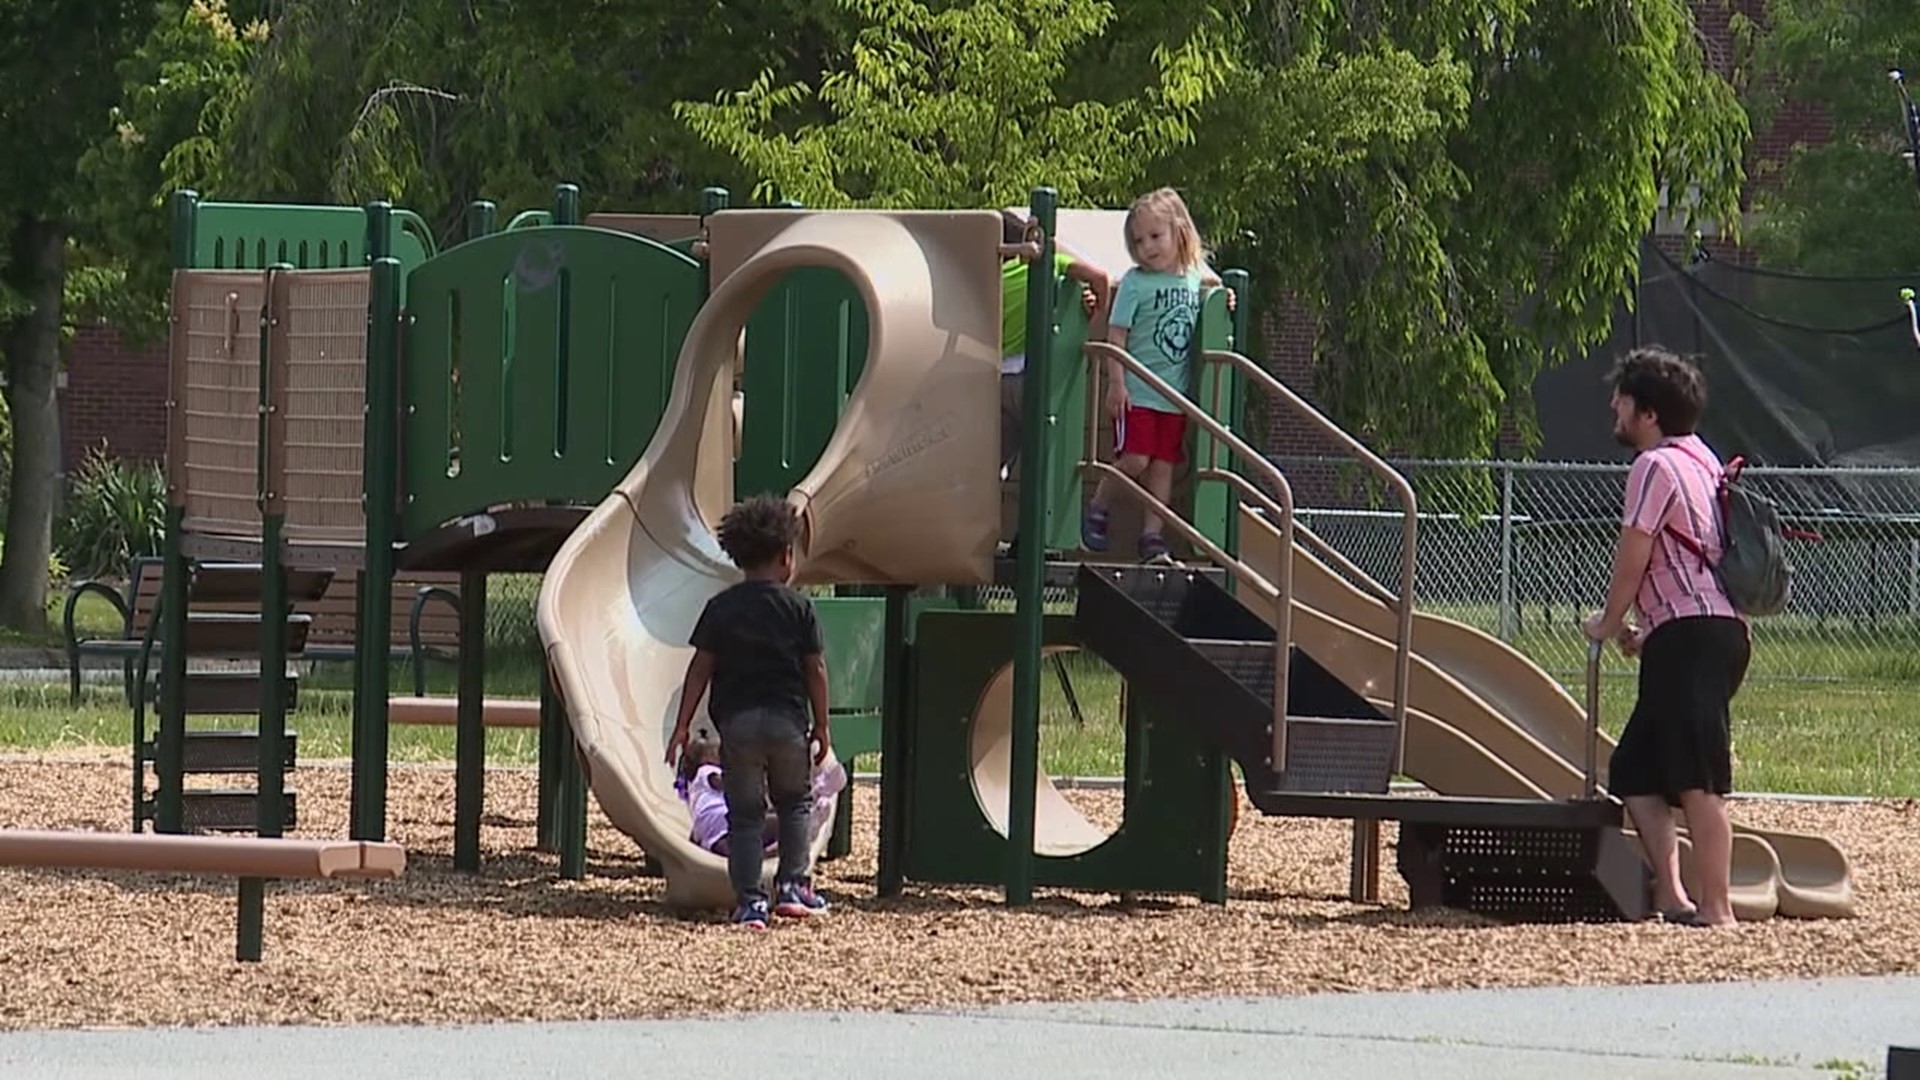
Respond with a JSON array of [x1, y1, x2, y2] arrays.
[[1115, 405, 1187, 464]]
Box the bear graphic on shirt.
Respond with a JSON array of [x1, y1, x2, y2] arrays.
[[1149, 287, 1198, 362]]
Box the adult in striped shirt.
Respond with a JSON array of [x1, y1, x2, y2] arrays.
[[1584, 346, 1751, 930]]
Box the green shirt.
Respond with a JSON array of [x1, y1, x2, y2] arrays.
[[1001, 252, 1074, 374], [1111, 267, 1202, 412]]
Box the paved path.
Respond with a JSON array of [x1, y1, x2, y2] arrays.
[[1, 976, 1912, 1078]]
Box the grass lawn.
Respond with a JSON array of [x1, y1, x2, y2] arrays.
[[1, 580, 1912, 797]]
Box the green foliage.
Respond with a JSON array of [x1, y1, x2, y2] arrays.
[[1159, 0, 1748, 458], [1734, 2, 1920, 275], [76, 0, 266, 330], [55, 445, 167, 580], [675, 0, 1230, 209]]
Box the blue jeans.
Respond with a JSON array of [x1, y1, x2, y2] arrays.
[[718, 707, 814, 906]]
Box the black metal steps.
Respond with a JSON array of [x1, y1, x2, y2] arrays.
[[1396, 819, 1650, 923], [1072, 563, 1397, 794], [164, 671, 301, 715], [179, 789, 300, 833], [146, 729, 300, 774], [1070, 560, 1650, 923]]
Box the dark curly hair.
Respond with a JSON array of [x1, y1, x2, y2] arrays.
[[1610, 345, 1707, 435], [716, 494, 801, 571]]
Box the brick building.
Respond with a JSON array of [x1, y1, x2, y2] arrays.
[[57, 0, 1828, 476]]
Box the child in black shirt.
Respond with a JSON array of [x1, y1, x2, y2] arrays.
[[665, 495, 833, 929]]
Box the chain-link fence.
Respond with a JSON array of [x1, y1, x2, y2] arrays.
[[1270, 455, 1920, 684], [478, 456, 1920, 689]]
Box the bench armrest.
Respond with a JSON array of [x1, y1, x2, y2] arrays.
[[409, 585, 463, 697], [63, 580, 133, 650]]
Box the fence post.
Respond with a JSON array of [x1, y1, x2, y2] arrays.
[[1497, 461, 1516, 642]]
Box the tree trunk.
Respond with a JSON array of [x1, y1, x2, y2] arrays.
[[0, 216, 68, 633]]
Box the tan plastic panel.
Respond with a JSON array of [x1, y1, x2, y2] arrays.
[[1235, 505, 1856, 919], [583, 213, 702, 246], [278, 268, 372, 543], [969, 646, 1112, 856], [709, 209, 1001, 585], [170, 269, 269, 537], [538, 210, 1002, 909]]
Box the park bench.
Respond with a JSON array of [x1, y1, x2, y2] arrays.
[[0, 829, 405, 961], [63, 558, 466, 706]]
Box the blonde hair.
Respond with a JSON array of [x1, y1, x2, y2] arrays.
[[1123, 187, 1207, 272]]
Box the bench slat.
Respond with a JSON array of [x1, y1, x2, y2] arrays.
[[0, 830, 405, 879]]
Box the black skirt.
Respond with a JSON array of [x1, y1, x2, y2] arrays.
[[1608, 615, 1752, 803]]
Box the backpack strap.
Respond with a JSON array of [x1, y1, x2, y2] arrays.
[[1652, 440, 1725, 568]]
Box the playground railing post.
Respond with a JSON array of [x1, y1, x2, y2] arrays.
[[256, 264, 294, 841], [350, 252, 404, 842], [1006, 186, 1059, 906], [153, 191, 202, 835]]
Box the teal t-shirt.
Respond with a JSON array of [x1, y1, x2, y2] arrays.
[[1110, 267, 1203, 412]]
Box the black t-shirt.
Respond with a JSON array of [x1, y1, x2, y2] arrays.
[[689, 579, 823, 727]]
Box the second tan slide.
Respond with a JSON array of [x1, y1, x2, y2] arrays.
[[1235, 505, 1855, 919]]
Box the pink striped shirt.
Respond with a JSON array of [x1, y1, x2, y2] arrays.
[[1622, 435, 1740, 629]]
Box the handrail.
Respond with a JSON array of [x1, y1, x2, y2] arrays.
[[1202, 348, 1418, 773], [1200, 468, 1398, 607], [1083, 341, 1298, 777]]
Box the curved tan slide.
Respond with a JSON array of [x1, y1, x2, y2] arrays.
[[537, 209, 1001, 910], [1236, 506, 1854, 919]]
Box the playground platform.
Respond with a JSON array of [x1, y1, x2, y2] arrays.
[[1, 976, 1912, 1079]]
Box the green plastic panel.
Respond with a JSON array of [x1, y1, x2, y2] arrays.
[[399, 226, 703, 539], [816, 597, 886, 713], [191, 203, 435, 275], [899, 608, 1231, 897], [1189, 287, 1239, 553], [735, 268, 869, 498], [1040, 278, 1094, 552]]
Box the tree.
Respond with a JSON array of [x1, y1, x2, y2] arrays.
[[1735, 2, 1920, 276], [674, 0, 1230, 209], [153, 0, 863, 238], [1148, 0, 1747, 458], [0, 0, 154, 632], [681, 0, 1749, 459]]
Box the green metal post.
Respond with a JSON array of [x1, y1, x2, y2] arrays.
[[1005, 186, 1057, 906], [257, 264, 292, 840], [543, 179, 588, 877], [364, 201, 393, 264], [876, 584, 913, 897], [350, 255, 403, 841], [559, 744, 588, 880], [170, 190, 199, 268], [537, 666, 561, 852], [1223, 269, 1251, 568], [554, 183, 581, 226], [466, 200, 498, 243], [453, 569, 487, 872], [154, 191, 200, 834], [235, 877, 265, 962]]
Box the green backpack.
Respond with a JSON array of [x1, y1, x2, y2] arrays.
[[1665, 447, 1817, 617]]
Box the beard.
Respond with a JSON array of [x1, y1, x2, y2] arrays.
[[1612, 422, 1636, 448]]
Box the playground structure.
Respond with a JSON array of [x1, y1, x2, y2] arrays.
[[11, 178, 1862, 944]]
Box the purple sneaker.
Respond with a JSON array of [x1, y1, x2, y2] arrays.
[[773, 880, 830, 919]]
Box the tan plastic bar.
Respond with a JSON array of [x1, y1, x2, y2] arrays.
[[1203, 349, 1418, 772], [1084, 341, 1298, 776], [1083, 462, 1281, 606], [1197, 467, 1397, 607]]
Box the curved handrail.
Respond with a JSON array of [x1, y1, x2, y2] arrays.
[[392, 209, 439, 258], [1203, 348, 1418, 772], [1083, 341, 1297, 776]]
